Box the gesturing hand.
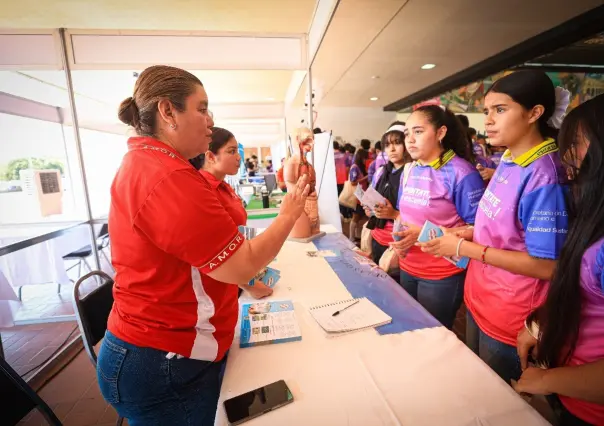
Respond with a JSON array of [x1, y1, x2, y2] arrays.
[[280, 174, 310, 221]]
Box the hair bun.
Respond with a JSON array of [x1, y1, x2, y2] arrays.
[[118, 96, 140, 127]]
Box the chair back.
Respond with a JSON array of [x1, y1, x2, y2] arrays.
[[0, 356, 62, 425], [72, 271, 115, 366], [98, 223, 109, 238]]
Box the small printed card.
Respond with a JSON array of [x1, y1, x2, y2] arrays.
[[249, 267, 281, 288], [417, 220, 470, 269]]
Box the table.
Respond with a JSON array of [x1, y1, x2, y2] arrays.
[[216, 227, 549, 426], [0, 222, 91, 357]]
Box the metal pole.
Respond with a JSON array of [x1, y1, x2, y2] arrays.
[[58, 28, 100, 270], [306, 58, 315, 165]]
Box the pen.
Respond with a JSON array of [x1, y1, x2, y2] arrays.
[[332, 300, 360, 316]]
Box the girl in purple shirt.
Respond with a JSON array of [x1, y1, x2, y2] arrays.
[[515, 94, 604, 426]]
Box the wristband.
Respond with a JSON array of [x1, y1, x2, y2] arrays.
[[481, 246, 489, 264], [456, 238, 464, 257]]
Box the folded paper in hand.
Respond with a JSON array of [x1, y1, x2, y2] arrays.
[[361, 186, 386, 209]]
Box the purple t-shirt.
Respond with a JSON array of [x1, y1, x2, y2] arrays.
[[490, 151, 504, 166], [345, 153, 353, 168], [560, 238, 604, 424], [473, 142, 487, 157], [466, 139, 569, 346], [476, 155, 496, 169], [398, 151, 485, 279], [374, 151, 388, 169]]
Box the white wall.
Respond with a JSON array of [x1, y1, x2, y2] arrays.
[[397, 112, 486, 135], [287, 107, 397, 145]]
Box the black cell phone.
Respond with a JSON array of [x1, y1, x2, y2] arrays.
[[224, 380, 294, 425]]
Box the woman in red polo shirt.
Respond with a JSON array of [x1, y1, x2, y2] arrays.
[[97, 65, 309, 426], [190, 126, 273, 299]]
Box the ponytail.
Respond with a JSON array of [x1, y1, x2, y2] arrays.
[[413, 105, 474, 163]]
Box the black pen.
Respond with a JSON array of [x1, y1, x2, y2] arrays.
[[332, 300, 360, 316]]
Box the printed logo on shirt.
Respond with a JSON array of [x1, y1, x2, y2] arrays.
[[403, 186, 431, 207], [527, 210, 569, 234], [203, 233, 244, 271]]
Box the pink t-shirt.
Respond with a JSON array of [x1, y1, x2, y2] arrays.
[[465, 139, 569, 346], [560, 238, 604, 425], [334, 151, 348, 184], [398, 151, 485, 280]]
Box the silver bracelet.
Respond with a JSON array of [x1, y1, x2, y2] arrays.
[[456, 238, 464, 257], [524, 318, 539, 340]]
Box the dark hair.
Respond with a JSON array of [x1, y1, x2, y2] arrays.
[[353, 149, 368, 175], [338, 145, 346, 153], [118, 65, 202, 136], [251, 155, 258, 160], [345, 144, 356, 154], [468, 127, 477, 137], [189, 127, 235, 170], [413, 105, 474, 163], [389, 120, 405, 127], [457, 114, 470, 128], [487, 70, 557, 140], [360, 139, 371, 150], [535, 94, 604, 368], [333, 141, 340, 150], [374, 141, 382, 151]]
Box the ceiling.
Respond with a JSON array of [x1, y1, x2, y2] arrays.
[[20, 69, 294, 105], [2, 0, 604, 145], [521, 31, 604, 71], [0, 0, 317, 33], [305, 0, 604, 109]]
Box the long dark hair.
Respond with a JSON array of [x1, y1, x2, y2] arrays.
[[487, 70, 557, 140], [353, 148, 368, 175], [413, 105, 474, 164], [535, 94, 604, 368], [381, 122, 411, 165], [189, 127, 235, 170]]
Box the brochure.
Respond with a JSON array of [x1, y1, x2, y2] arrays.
[[240, 300, 302, 348]]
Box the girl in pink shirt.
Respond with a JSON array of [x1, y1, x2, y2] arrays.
[[515, 94, 604, 426], [418, 71, 569, 385]]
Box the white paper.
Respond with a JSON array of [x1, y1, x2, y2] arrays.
[[361, 186, 387, 208]]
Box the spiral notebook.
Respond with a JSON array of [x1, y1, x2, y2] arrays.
[[308, 297, 392, 334]]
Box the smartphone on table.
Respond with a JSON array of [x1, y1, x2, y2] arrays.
[[224, 380, 294, 425]]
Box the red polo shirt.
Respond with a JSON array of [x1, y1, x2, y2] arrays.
[[199, 170, 247, 227], [107, 136, 244, 362]]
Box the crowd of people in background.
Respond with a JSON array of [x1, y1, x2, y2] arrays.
[[331, 70, 604, 426]]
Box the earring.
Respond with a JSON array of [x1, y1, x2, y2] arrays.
[[170, 124, 176, 129]]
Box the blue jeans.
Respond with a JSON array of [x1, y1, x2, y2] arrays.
[[466, 312, 521, 385], [399, 270, 464, 329], [97, 331, 225, 426]]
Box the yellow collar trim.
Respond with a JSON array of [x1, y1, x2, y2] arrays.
[[502, 138, 558, 167], [419, 150, 456, 170]]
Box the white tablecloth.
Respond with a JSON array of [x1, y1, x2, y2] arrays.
[[216, 227, 549, 426], [0, 224, 92, 289]]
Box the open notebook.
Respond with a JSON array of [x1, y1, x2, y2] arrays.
[[309, 297, 392, 334]]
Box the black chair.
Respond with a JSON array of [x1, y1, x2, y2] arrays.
[[63, 224, 113, 285], [0, 355, 62, 425], [72, 270, 124, 425]]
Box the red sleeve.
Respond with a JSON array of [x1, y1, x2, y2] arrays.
[[133, 169, 244, 274]]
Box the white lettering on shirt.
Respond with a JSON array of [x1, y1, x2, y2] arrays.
[[207, 234, 244, 270], [479, 188, 502, 219]]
